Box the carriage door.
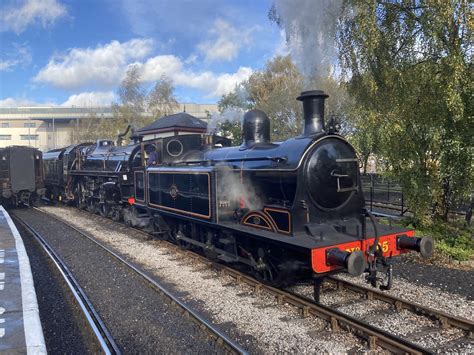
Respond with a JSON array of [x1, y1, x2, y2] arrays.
[[131, 146, 146, 205]]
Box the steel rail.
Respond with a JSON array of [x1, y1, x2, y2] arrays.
[[39, 207, 432, 353], [326, 276, 474, 334], [32, 207, 248, 355], [12, 214, 120, 355], [186, 253, 430, 354]]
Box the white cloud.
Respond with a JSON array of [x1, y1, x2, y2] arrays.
[[0, 97, 54, 107], [197, 19, 254, 62], [0, 61, 16, 71], [34, 38, 252, 99], [138, 55, 183, 80], [0, 43, 32, 72], [1, 0, 67, 34], [61, 91, 115, 107], [174, 67, 253, 97], [34, 39, 154, 89], [138, 55, 252, 97], [0, 91, 114, 108]]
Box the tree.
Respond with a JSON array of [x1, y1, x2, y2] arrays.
[[337, 0, 473, 221], [220, 56, 351, 143], [215, 90, 249, 145], [112, 64, 148, 135], [243, 56, 304, 141], [147, 75, 179, 119], [111, 67, 179, 143], [73, 67, 179, 145], [71, 112, 113, 142], [217, 56, 305, 141], [117, 64, 146, 115]]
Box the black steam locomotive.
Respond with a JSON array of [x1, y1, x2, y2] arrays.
[[43, 90, 433, 297], [0, 146, 45, 206]]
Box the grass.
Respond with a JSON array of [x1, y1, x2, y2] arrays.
[[402, 217, 474, 261]]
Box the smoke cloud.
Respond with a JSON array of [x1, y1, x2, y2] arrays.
[[272, 0, 343, 82], [207, 108, 244, 134], [216, 165, 263, 212]]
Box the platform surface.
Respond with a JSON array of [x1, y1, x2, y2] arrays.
[[0, 206, 46, 354]]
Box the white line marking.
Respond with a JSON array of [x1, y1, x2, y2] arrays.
[[0, 306, 4, 338], [0, 207, 46, 353], [0, 249, 4, 263]]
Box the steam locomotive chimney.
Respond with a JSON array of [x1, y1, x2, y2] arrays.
[[297, 90, 329, 136], [117, 124, 131, 146]]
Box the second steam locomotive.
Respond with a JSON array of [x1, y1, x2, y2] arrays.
[[42, 90, 433, 297]]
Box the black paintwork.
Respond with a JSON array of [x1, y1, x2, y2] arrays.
[[0, 146, 44, 204], [134, 112, 207, 135], [297, 90, 328, 136], [241, 109, 271, 148]]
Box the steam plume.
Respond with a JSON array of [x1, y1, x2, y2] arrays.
[[207, 109, 244, 135], [271, 0, 343, 82]]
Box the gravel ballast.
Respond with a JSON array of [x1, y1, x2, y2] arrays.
[[39, 205, 474, 353], [38, 206, 368, 353], [15, 219, 102, 354], [14, 208, 224, 354]]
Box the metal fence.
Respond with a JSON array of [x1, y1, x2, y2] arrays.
[[361, 174, 473, 223]]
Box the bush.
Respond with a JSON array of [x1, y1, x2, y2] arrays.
[[410, 220, 473, 262]]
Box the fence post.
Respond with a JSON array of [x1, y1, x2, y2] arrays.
[[387, 180, 390, 206], [401, 191, 405, 216], [370, 174, 374, 212]]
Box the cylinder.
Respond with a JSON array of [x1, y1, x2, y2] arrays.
[[297, 90, 329, 136], [397, 235, 434, 258], [326, 249, 365, 276]]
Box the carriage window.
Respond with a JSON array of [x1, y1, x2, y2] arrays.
[[0, 155, 8, 179], [167, 139, 183, 157], [135, 171, 145, 201], [145, 143, 162, 166], [132, 151, 142, 167]]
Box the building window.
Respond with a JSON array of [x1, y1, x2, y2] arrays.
[[0, 135, 12, 140], [20, 134, 39, 140], [1, 123, 9, 128], [24, 122, 36, 128]]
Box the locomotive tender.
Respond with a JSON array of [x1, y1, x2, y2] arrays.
[[0, 146, 45, 206], [43, 90, 433, 297]]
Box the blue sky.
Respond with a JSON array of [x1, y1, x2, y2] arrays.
[[0, 0, 285, 107]]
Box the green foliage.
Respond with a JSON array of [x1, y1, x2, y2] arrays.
[[219, 56, 351, 143], [410, 219, 474, 261], [147, 76, 179, 118], [77, 67, 179, 144], [338, 0, 473, 221], [216, 91, 247, 145], [243, 56, 304, 141]]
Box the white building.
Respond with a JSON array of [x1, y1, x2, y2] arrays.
[[0, 103, 217, 151]]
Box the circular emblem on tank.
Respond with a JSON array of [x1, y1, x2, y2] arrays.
[[169, 184, 179, 200]]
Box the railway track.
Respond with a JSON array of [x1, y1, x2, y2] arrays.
[[12, 215, 120, 355], [35, 206, 473, 353], [14, 208, 247, 355], [325, 276, 473, 335]]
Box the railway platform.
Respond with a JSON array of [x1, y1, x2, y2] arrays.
[[0, 206, 46, 353]]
